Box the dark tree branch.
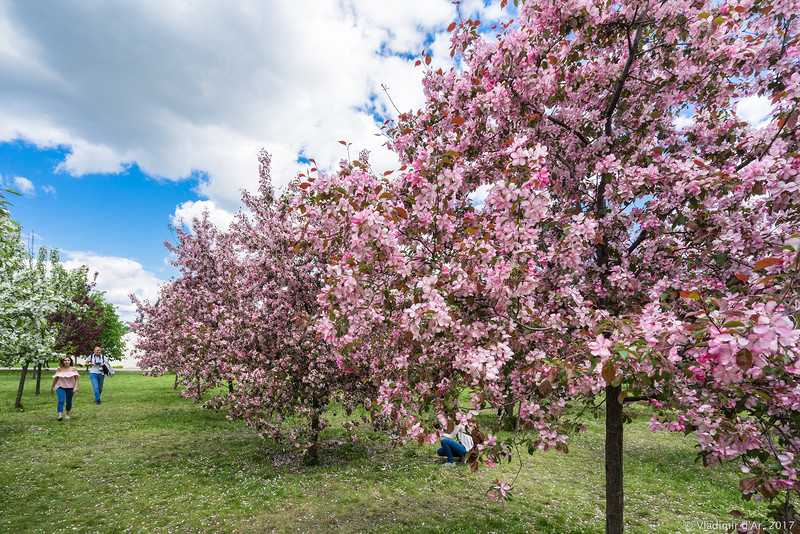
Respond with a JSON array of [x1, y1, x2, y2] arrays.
[[604, 11, 646, 138], [545, 113, 592, 146], [627, 229, 649, 254]]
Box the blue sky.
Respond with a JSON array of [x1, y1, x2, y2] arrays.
[[1, 141, 197, 268], [0, 0, 504, 321]]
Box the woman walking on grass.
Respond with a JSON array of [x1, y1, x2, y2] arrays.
[[50, 357, 80, 421]]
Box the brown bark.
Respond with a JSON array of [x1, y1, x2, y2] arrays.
[[606, 384, 624, 534], [35, 364, 42, 395], [14, 360, 30, 409], [306, 393, 324, 466], [307, 412, 320, 466]]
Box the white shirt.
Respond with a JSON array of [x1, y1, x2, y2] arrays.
[[443, 424, 474, 450], [87, 353, 108, 375]]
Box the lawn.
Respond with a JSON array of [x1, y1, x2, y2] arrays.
[[0, 370, 772, 533]]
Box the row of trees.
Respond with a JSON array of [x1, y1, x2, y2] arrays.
[[132, 1, 799, 532], [1, 189, 127, 408]]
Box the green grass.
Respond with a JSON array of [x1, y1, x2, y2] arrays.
[[0, 370, 771, 533]]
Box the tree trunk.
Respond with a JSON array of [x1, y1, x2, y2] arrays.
[[606, 384, 624, 534], [14, 360, 30, 409], [228, 379, 234, 394], [306, 393, 324, 466], [499, 400, 516, 431], [173, 373, 178, 390], [35, 364, 42, 395], [307, 411, 320, 466]]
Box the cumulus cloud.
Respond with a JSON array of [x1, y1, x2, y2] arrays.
[[61, 251, 165, 323], [736, 95, 772, 127], [1, 174, 35, 196], [0, 0, 502, 212], [171, 199, 236, 231], [468, 184, 494, 208], [12, 176, 35, 196]]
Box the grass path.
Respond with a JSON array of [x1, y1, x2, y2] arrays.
[[0, 370, 770, 533]]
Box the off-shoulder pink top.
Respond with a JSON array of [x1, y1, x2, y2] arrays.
[[53, 368, 80, 389]]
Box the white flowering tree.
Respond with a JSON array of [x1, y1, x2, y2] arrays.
[[0, 197, 92, 409]]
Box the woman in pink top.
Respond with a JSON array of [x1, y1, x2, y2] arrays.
[[50, 357, 80, 421]]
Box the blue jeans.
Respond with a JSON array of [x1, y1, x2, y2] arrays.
[[437, 438, 467, 463], [56, 387, 74, 413], [90, 373, 105, 402]]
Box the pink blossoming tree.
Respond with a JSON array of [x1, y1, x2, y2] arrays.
[[133, 152, 375, 463], [292, 1, 799, 532]]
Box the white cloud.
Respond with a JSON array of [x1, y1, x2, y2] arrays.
[[12, 175, 35, 196], [56, 140, 130, 176], [1, 173, 36, 196], [41, 184, 56, 196], [736, 95, 772, 127], [469, 183, 494, 207], [0, 0, 502, 213], [61, 251, 165, 323], [171, 199, 236, 231], [674, 115, 694, 129]]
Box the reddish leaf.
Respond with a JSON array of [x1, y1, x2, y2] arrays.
[[758, 275, 778, 285], [753, 257, 781, 270], [787, 112, 798, 131], [299, 182, 310, 190], [447, 22, 457, 32], [395, 207, 408, 219], [338, 140, 347, 145], [680, 291, 700, 299], [425, 53, 432, 65], [452, 116, 466, 126], [414, 60, 421, 66], [601, 360, 617, 385], [734, 5, 746, 12], [760, 480, 779, 499], [734, 273, 748, 283], [538, 380, 553, 396], [739, 477, 758, 492], [735, 349, 753, 371]]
